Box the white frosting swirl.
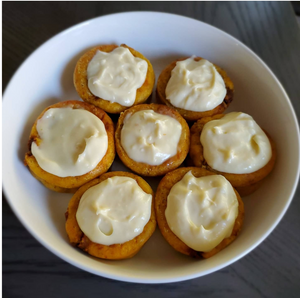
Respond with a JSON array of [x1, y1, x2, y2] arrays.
[[165, 58, 226, 112], [31, 107, 108, 177], [200, 112, 272, 174], [87, 47, 148, 107], [76, 176, 152, 245], [165, 171, 238, 252], [120, 110, 182, 166]]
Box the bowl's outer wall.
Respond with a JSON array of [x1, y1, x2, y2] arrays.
[[3, 12, 300, 283]]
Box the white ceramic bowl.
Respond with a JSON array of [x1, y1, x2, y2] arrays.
[[3, 12, 300, 283]]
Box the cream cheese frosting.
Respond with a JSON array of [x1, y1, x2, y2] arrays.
[[165, 171, 238, 252], [87, 47, 148, 107], [120, 110, 182, 166], [200, 112, 272, 174], [165, 57, 226, 112], [76, 176, 152, 245], [31, 107, 108, 177]]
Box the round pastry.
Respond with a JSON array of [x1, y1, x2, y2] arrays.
[[115, 103, 190, 176], [65, 171, 156, 260], [189, 112, 276, 196], [155, 167, 244, 258], [74, 44, 155, 114], [156, 56, 234, 121], [24, 100, 115, 193]]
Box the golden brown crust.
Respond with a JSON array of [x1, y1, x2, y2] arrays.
[[74, 44, 155, 114], [24, 100, 115, 192], [234, 180, 264, 197], [155, 167, 244, 258], [115, 103, 190, 177], [65, 171, 156, 260], [29, 169, 78, 193], [189, 114, 276, 192], [156, 57, 234, 121]]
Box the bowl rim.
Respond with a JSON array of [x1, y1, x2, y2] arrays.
[[3, 11, 300, 284]]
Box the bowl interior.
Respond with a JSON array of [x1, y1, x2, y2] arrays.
[[3, 12, 299, 283]]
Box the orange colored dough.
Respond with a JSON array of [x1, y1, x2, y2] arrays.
[[156, 57, 234, 121], [189, 114, 276, 196], [65, 171, 156, 260], [155, 167, 244, 258], [115, 103, 190, 176], [24, 100, 115, 193], [74, 44, 155, 114]]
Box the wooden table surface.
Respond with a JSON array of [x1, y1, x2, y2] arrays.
[[3, 2, 300, 297]]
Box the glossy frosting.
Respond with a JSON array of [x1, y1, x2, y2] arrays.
[[165, 58, 226, 112], [165, 171, 238, 252], [76, 176, 152, 245], [200, 112, 272, 174], [31, 107, 108, 177], [121, 110, 182, 166], [87, 47, 148, 106]]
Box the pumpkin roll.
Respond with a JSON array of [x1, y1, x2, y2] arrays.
[[74, 44, 155, 114], [24, 100, 115, 193], [65, 171, 156, 260], [189, 112, 276, 196], [115, 103, 190, 176], [156, 56, 234, 121], [155, 167, 244, 258]]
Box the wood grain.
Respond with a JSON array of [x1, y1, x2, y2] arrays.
[[3, 2, 300, 298]]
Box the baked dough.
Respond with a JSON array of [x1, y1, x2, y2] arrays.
[[155, 167, 244, 258], [24, 100, 115, 193], [115, 103, 190, 176], [65, 171, 156, 260], [74, 44, 155, 114], [189, 114, 276, 196], [156, 57, 234, 121]]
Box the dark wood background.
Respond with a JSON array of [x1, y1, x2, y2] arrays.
[[3, 2, 300, 297]]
